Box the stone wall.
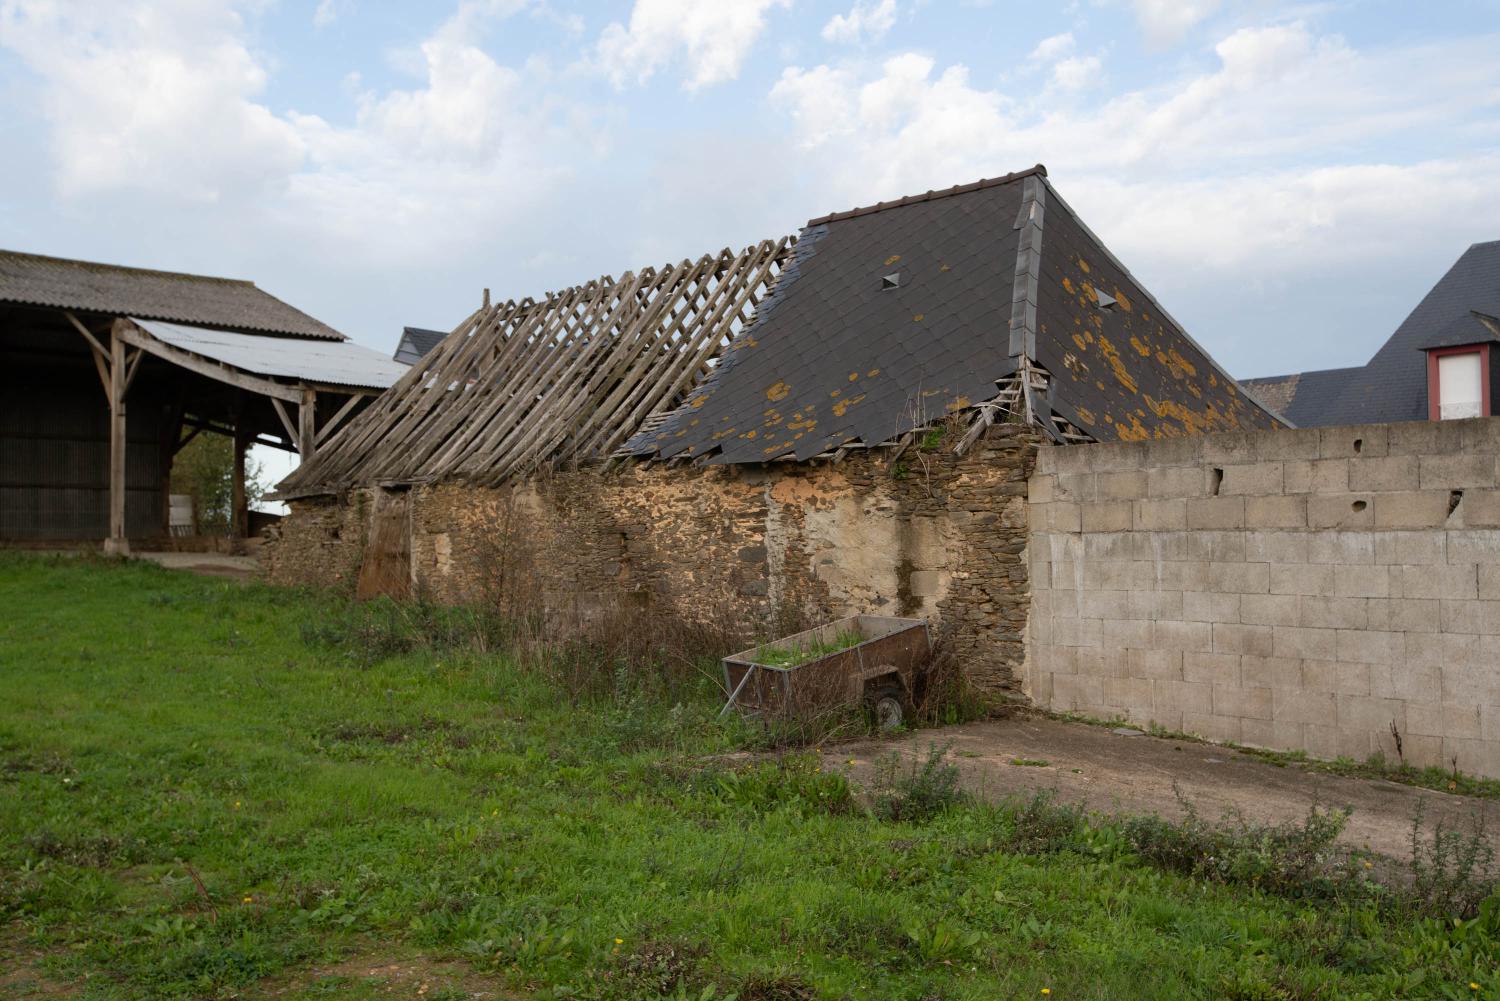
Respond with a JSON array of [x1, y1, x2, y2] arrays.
[[266, 423, 1041, 697], [1027, 417, 1500, 778]]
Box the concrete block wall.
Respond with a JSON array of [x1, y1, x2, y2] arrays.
[[1028, 417, 1500, 779]]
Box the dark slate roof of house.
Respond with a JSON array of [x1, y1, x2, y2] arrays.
[[393, 326, 448, 365], [1413, 311, 1500, 351], [0, 249, 345, 340], [626, 166, 1279, 462], [1313, 240, 1500, 425], [1241, 367, 1361, 428]]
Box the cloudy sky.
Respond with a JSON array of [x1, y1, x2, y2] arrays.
[[2, 0, 1498, 390]]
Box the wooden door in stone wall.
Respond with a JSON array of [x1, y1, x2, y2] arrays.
[[356, 488, 412, 600]]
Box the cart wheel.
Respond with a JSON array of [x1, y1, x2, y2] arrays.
[[867, 684, 906, 731]]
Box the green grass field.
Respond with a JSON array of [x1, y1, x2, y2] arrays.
[[1, 554, 1496, 999]]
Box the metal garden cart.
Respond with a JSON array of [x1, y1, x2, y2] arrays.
[[719, 614, 932, 729]]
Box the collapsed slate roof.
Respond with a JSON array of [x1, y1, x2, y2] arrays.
[[0, 249, 345, 340], [1246, 240, 1500, 427], [626, 166, 1280, 463], [280, 166, 1279, 497]]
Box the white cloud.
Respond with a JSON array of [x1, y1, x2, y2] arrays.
[[0, 0, 306, 201], [821, 0, 897, 45], [1027, 31, 1074, 64], [313, 0, 348, 28], [769, 23, 1500, 279], [1051, 54, 1101, 91], [1132, 0, 1220, 47], [595, 0, 790, 90], [0, 0, 587, 263]]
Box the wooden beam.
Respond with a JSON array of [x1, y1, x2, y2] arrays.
[[315, 393, 363, 446], [104, 321, 129, 555], [298, 387, 317, 461], [63, 310, 110, 357], [173, 425, 204, 455], [89, 345, 111, 398], [271, 397, 299, 449], [232, 419, 249, 539], [122, 347, 145, 395], [115, 320, 303, 403]]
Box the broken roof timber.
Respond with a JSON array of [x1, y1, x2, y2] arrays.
[[277, 239, 793, 497]]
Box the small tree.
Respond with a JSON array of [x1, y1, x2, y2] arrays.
[[170, 433, 267, 534]]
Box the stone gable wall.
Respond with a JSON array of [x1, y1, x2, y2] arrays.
[[1027, 417, 1500, 779], [265, 423, 1041, 698]]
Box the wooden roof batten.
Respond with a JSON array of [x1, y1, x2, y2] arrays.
[[277, 238, 795, 498]]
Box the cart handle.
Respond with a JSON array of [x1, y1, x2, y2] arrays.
[[719, 665, 758, 719]]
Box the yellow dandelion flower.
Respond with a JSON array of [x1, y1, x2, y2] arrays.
[[1041, 991, 1051, 996], [614, 938, 624, 945], [243, 896, 253, 903], [1471, 985, 1480, 992]]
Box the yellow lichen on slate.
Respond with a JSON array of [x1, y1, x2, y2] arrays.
[[766, 381, 790, 402], [1096, 335, 1138, 394], [885, 254, 901, 266], [831, 393, 866, 417], [1167, 348, 1198, 378]]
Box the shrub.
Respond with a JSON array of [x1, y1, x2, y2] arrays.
[[870, 744, 967, 823], [1405, 802, 1497, 919], [1122, 792, 1353, 900], [999, 790, 1089, 854]]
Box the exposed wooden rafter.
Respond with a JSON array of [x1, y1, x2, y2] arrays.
[[280, 239, 794, 496]]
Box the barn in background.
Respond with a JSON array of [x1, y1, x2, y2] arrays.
[[0, 251, 406, 551]]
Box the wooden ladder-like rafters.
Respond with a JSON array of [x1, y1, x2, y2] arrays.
[[280, 238, 794, 495]]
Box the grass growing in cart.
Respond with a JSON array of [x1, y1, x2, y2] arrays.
[[752, 628, 863, 668]]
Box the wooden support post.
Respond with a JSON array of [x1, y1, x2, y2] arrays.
[[298, 387, 317, 461], [232, 423, 249, 540], [104, 324, 129, 555]]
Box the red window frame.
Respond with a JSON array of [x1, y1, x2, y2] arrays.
[[1426, 343, 1491, 421]]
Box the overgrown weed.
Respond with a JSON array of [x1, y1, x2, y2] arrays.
[[870, 744, 968, 822]]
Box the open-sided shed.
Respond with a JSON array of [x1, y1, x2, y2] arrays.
[[0, 250, 406, 551]]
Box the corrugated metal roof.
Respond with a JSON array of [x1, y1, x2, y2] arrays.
[[0, 249, 345, 340], [132, 319, 407, 390]]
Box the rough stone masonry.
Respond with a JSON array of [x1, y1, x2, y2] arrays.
[[1027, 416, 1500, 780], [266, 423, 1042, 699]]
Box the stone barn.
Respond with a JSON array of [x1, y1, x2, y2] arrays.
[[268, 165, 1281, 700]]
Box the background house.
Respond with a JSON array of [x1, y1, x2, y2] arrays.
[[392, 326, 448, 366], [1245, 241, 1500, 426]]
